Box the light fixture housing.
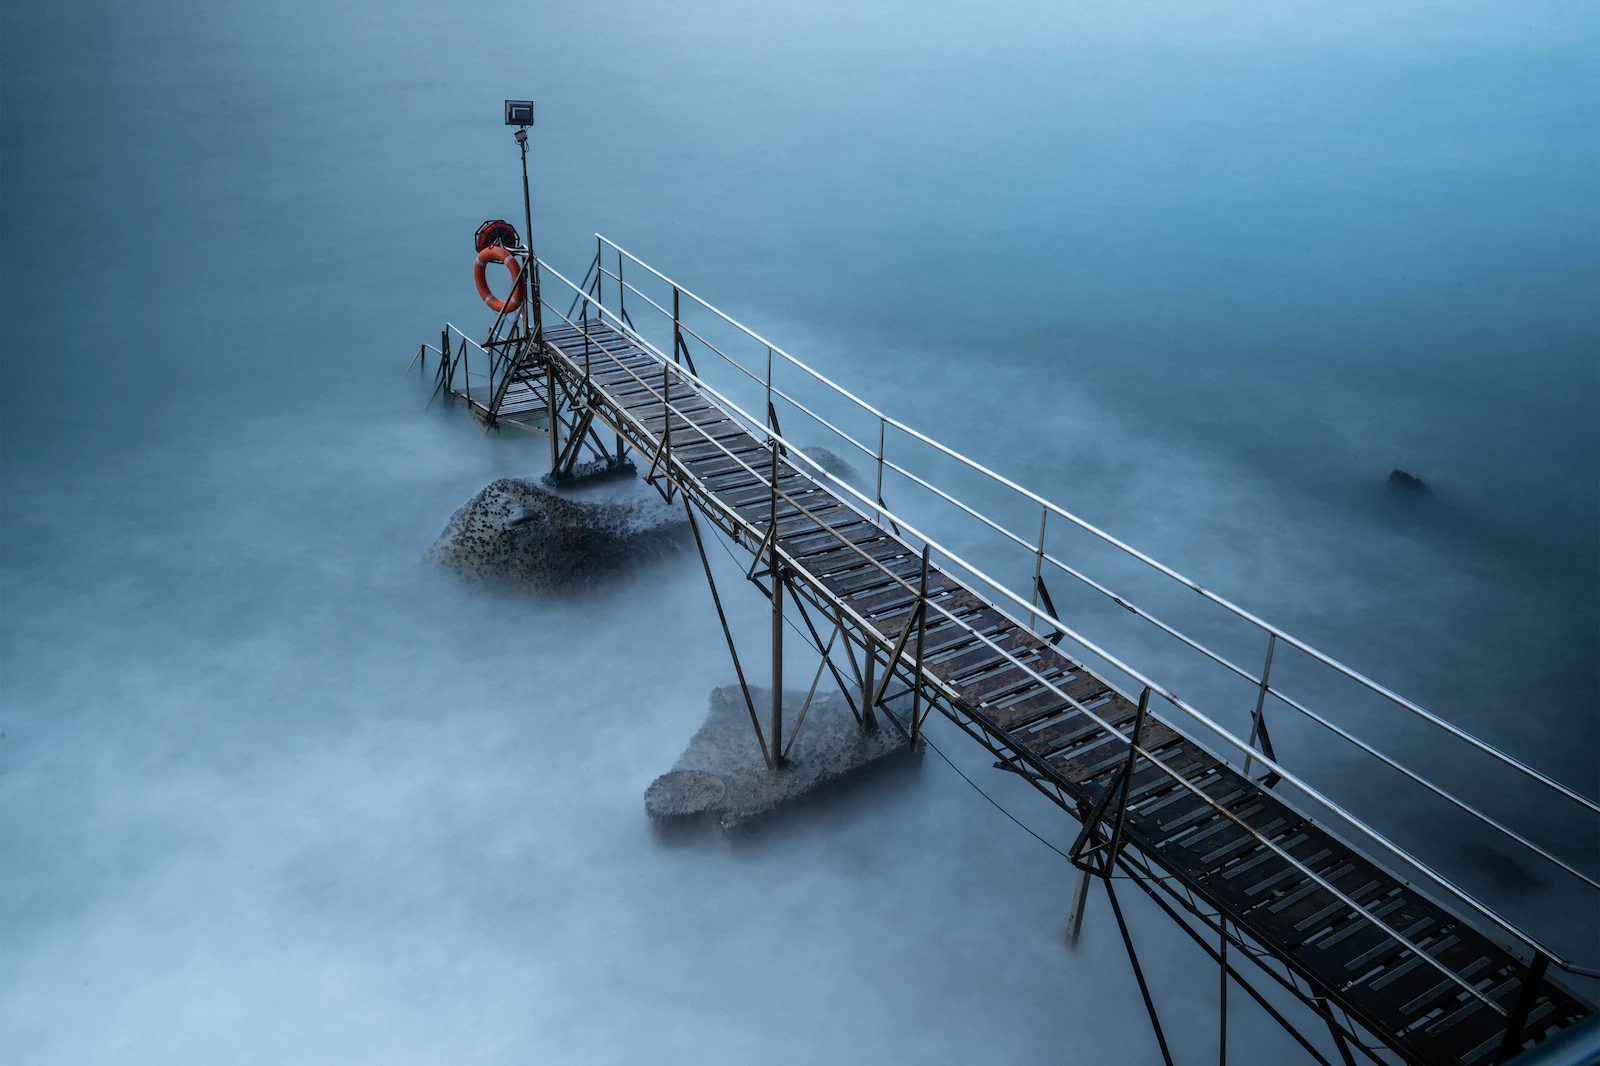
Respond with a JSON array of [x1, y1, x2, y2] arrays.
[[504, 100, 534, 126]]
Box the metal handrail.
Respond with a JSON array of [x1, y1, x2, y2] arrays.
[[525, 274, 1540, 1008], [595, 234, 1600, 823], [528, 256, 1597, 980]]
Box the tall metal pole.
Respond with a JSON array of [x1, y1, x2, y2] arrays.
[[517, 128, 541, 346], [514, 124, 556, 474], [1220, 923, 1229, 1066]]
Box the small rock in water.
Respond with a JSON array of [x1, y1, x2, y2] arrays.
[[645, 684, 911, 834], [800, 445, 867, 494], [1386, 469, 1429, 494], [429, 475, 687, 588]]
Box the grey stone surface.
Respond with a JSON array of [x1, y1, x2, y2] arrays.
[[646, 685, 910, 833], [429, 475, 687, 588]]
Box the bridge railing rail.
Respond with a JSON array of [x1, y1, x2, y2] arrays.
[[532, 238, 1598, 984]]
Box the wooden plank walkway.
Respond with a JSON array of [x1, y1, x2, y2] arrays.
[[538, 318, 1594, 1066]]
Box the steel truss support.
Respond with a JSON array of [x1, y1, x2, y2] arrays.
[[682, 496, 772, 769], [523, 333, 1406, 1066], [902, 683, 1389, 1066]]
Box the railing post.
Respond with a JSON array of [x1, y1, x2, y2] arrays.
[[875, 417, 887, 523], [1243, 633, 1281, 787], [909, 542, 931, 748], [1495, 951, 1551, 1064], [1029, 504, 1048, 631], [765, 345, 774, 431], [672, 286, 683, 367]]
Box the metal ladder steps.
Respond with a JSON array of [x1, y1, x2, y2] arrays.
[[779, 524, 881, 561], [614, 383, 710, 413], [639, 408, 730, 435], [680, 440, 773, 469], [855, 602, 996, 660], [557, 350, 653, 381], [545, 323, 633, 349], [594, 363, 680, 392], [897, 607, 1013, 654], [1052, 722, 1187, 785], [792, 537, 906, 576], [957, 660, 1073, 705], [604, 368, 700, 396], [588, 362, 668, 390], [915, 617, 1017, 664], [925, 628, 1040, 677], [821, 556, 930, 597], [847, 576, 968, 620], [773, 510, 866, 542], [1015, 695, 1132, 756], [549, 333, 638, 360], [797, 532, 909, 569], [1118, 777, 1583, 1063], [716, 474, 818, 508], [689, 460, 783, 488], [729, 490, 850, 528], [993, 679, 1115, 731], [697, 462, 808, 492]]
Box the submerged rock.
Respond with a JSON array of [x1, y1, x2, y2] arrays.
[[1387, 469, 1429, 494], [646, 684, 911, 834], [429, 475, 687, 588], [800, 445, 868, 494]]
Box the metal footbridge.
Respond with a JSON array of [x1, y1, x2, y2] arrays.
[[414, 234, 1598, 1066]]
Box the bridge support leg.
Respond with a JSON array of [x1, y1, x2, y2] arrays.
[[771, 560, 784, 767], [682, 497, 771, 769], [1105, 878, 1176, 1066], [1066, 867, 1092, 947], [861, 636, 878, 729], [1316, 999, 1360, 1066], [1220, 924, 1228, 1066], [545, 359, 561, 474]]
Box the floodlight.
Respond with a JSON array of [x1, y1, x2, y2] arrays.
[[504, 100, 534, 126]]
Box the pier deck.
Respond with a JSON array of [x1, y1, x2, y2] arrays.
[[419, 239, 1598, 1065]]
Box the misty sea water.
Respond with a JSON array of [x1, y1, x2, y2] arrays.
[[2, 1, 1596, 1063]]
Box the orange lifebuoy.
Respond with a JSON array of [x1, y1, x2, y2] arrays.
[[474, 245, 523, 314]]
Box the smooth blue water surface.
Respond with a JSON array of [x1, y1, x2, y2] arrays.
[[3, 1, 1595, 1062]]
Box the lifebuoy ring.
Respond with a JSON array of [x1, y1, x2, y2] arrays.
[[474, 246, 523, 314]]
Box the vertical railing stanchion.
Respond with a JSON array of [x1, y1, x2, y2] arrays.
[[875, 418, 887, 524], [617, 249, 626, 324], [672, 286, 683, 367], [1243, 634, 1281, 788], [1029, 504, 1048, 631], [909, 542, 931, 749]]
